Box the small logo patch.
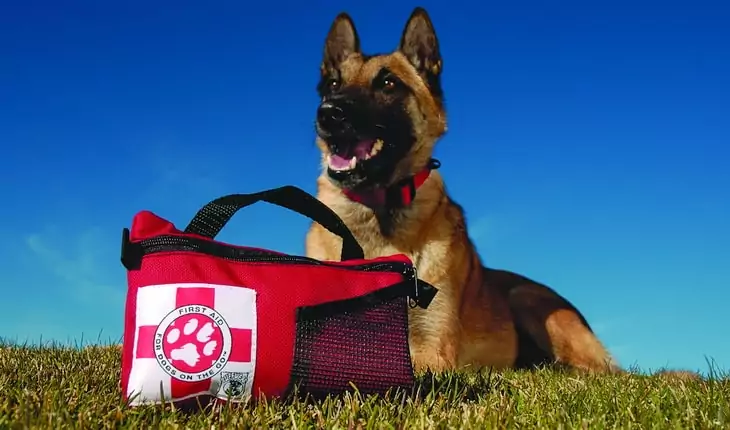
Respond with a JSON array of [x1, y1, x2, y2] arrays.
[[153, 305, 233, 381], [218, 371, 252, 399]]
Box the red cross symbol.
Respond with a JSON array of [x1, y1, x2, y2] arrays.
[[135, 287, 253, 398]]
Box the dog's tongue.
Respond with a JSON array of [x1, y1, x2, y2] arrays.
[[328, 154, 352, 169], [330, 140, 375, 168]]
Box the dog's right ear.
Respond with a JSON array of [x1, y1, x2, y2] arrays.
[[399, 7, 441, 77], [322, 13, 360, 70]]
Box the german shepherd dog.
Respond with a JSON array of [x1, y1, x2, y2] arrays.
[[305, 7, 620, 374]]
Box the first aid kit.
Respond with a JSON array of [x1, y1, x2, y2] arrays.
[[119, 185, 437, 406]]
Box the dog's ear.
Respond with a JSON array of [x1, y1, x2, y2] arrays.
[[322, 12, 360, 70], [399, 7, 442, 77]]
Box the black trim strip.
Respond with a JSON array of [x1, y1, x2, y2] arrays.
[[119, 228, 438, 309]]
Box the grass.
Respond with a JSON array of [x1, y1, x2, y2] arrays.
[[1, 341, 728, 429]]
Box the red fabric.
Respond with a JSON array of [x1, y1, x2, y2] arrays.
[[121, 210, 411, 400]]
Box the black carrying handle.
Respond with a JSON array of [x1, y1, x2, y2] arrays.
[[183, 185, 365, 261]]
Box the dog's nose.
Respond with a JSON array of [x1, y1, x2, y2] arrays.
[[317, 101, 347, 131]]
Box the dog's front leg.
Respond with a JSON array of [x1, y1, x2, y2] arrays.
[[406, 297, 461, 373]]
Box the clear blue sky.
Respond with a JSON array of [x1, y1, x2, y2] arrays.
[[1, 0, 728, 375]]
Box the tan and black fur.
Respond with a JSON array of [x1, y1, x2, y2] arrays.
[[304, 8, 633, 375]]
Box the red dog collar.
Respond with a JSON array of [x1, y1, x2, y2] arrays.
[[343, 158, 441, 209]]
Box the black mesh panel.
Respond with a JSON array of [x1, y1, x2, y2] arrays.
[[289, 288, 415, 398]]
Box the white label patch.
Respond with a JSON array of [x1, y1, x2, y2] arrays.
[[125, 282, 257, 406]]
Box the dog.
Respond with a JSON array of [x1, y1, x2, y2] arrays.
[[304, 7, 620, 374]]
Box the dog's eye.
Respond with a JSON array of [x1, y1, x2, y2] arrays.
[[373, 73, 401, 93], [327, 78, 341, 91]]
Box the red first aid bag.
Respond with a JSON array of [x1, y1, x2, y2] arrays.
[[119, 185, 437, 406]]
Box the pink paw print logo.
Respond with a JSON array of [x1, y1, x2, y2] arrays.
[[162, 314, 224, 374]]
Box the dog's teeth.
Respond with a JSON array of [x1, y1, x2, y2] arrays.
[[370, 139, 384, 156], [348, 156, 357, 169], [365, 139, 384, 159]]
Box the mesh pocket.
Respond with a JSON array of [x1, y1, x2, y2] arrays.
[[289, 287, 415, 398]]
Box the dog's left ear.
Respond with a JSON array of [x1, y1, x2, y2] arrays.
[[399, 7, 442, 77], [323, 12, 360, 70]]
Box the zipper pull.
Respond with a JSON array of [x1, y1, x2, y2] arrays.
[[120, 228, 143, 271], [405, 265, 439, 309]]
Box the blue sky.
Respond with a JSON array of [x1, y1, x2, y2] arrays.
[[1, 0, 728, 375]]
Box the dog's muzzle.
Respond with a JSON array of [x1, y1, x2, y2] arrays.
[[316, 101, 348, 136], [316, 92, 371, 139]]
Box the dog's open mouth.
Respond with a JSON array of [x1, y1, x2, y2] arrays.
[[327, 138, 385, 171]]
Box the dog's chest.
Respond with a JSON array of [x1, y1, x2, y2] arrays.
[[343, 210, 421, 261], [322, 194, 430, 269], [353, 224, 414, 262]]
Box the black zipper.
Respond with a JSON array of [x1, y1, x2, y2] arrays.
[[120, 228, 437, 308]]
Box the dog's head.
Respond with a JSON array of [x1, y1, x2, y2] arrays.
[[315, 7, 447, 191]]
